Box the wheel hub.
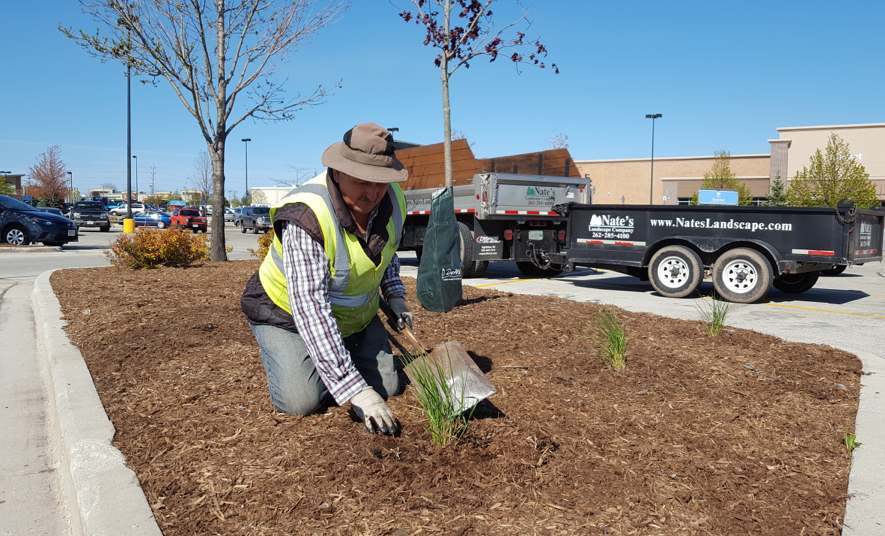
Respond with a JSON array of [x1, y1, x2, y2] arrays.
[[722, 260, 758, 294], [6, 229, 25, 245], [657, 256, 690, 289]]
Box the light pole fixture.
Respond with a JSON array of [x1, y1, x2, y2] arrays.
[[241, 138, 251, 203], [645, 113, 662, 205], [132, 154, 138, 201], [66, 171, 74, 203]]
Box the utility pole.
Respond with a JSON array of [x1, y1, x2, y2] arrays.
[[125, 29, 133, 221], [66, 171, 73, 203], [645, 113, 662, 205], [150, 165, 156, 197]]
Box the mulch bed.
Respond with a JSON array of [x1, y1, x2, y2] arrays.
[[51, 262, 861, 535]]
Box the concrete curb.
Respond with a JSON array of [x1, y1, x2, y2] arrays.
[[32, 270, 162, 536], [0, 245, 61, 253], [842, 349, 885, 535]]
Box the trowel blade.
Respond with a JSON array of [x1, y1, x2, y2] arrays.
[[405, 341, 496, 415]]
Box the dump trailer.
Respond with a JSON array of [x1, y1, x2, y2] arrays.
[[400, 173, 591, 276], [554, 202, 884, 303]]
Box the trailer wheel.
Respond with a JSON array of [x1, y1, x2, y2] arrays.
[[822, 264, 847, 276], [712, 248, 772, 303], [458, 222, 489, 277], [773, 272, 819, 294], [648, 245, 703, 298]]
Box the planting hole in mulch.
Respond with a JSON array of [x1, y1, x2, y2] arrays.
[[51, 262, 860, 535]]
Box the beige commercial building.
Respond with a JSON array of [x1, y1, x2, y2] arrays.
[[577, 122, 885, 206]]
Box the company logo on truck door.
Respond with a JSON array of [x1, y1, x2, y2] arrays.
[[589, 214, 635, 229]]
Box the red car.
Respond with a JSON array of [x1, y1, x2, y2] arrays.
[[171, 207, 208, 233]]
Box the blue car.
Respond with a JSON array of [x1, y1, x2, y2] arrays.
[[1, 195, 78, 246], [133, 211, 172, 229]]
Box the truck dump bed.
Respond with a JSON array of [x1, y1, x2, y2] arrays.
[[404, 173, 590, 219]]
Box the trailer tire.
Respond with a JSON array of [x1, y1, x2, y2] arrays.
[[648, 245, 703, 298], [458, 222, 488, 278], [712, 248, 772, 303], [516, 261, 564, 277], [773, 272, 819, 294], [822, 264, 847, 276]]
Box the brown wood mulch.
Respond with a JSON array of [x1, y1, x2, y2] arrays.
[[51, 262, 860, 535]]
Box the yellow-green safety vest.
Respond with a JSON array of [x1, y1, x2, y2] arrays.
[[258, 174, 406, 337]]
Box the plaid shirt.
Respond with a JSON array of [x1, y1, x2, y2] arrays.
[[281, 222, 405, 404]]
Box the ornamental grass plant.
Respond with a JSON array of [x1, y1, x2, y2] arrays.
[[597, 309, 627, 371], [400, 349, 471, 447], [109, 227, 209, 269], [697, 294, 730, 336]]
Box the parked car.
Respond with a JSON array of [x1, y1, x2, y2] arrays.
[[171, 207, 208, 233], [239, 206, 271, 234], [0, 194, 78, 246], [133, 211, 172, 229], [69, 200, 111, 231], [232, 207, 244, 226], [224, 207, 235, 222], [38, 207, 66, 217], [109, 203, 146, 217]]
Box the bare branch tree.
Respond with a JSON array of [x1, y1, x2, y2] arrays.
[[191, 150, 212, 204], [399, 0, 557, 187], [549, 132, 568, 149], [29, 146, 69, 206], [62, 0, 344, 260]]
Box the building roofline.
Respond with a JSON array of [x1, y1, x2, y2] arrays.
[[576, 154, 769, 164], [776, 122, 885, 132]]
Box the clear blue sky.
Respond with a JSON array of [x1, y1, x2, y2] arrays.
[[2, 1, 883, 196]]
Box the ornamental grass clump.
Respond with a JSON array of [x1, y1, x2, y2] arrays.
[[400, 350, 471, 447], [597, 309, 627, 371], [697, 294, 730, 336], [109, 227, 209, 269]]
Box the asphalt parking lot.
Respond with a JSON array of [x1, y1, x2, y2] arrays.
[[49, 221, 264, 261]]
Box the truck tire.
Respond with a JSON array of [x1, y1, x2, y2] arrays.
[[773, 272, 819, 294], [822, 264, 847, 276], [241, 223, 247, 234], [648, 245, 703, 298], [712, 248, 772, 303], [516, 261, 565, 277], [458, 222, 488, 278]]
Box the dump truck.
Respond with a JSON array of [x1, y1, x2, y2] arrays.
[[554, 202, 884, 303], [400, 172, 591, 276]]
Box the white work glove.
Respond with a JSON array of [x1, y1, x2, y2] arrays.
[[350, 388, 400, 436]]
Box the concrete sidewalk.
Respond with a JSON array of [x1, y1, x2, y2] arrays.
[[0, 279, 69, 535], [0, 272, 160, 536]]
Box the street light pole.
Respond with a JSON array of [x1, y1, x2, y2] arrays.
[[645, 113, 662, 205], [241, 138, 251, 204], [132, 155, 138, 202]]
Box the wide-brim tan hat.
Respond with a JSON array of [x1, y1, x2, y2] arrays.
[[321, 122, 408, 183]]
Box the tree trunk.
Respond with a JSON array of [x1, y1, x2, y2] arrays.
[[209, 142, 228, 261], [441, 0, 453, 189]]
